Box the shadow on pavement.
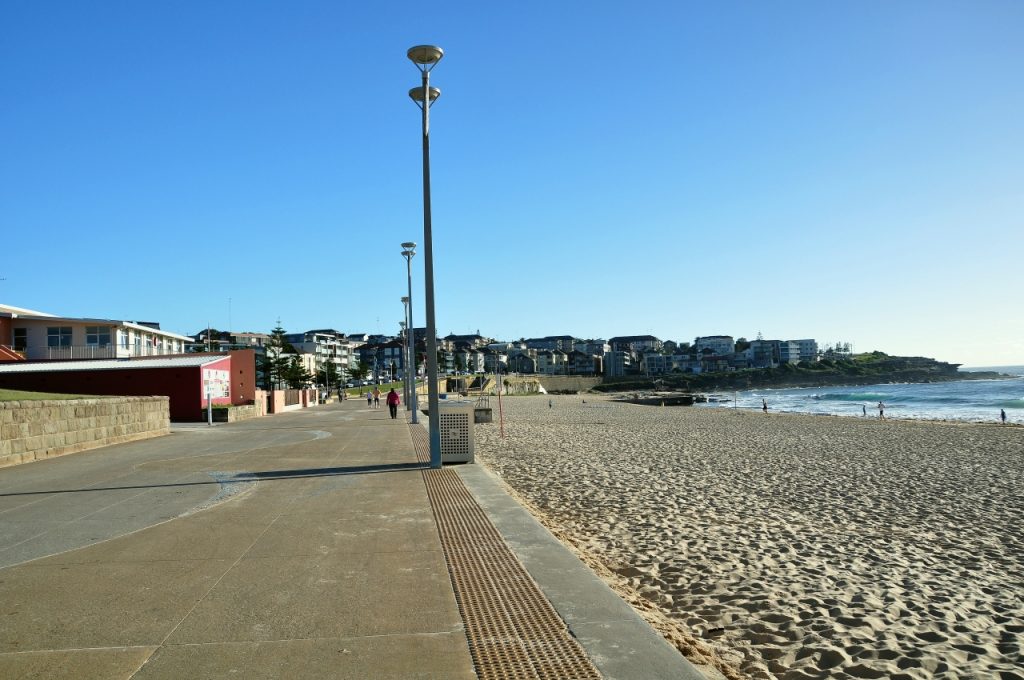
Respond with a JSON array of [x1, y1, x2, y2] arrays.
[[0, 462, 426, 497]]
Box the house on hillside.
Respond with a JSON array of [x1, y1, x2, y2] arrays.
[[695, 335, 735, 357], [507, 352, 537, 374], [608, 335, 662, 353]]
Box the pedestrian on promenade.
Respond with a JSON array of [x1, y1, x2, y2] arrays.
[[878, 402, 885, 419], [372, 386, 382, 409], [1001, 408, 1007, 424], [386, 388, 400, 419], [366, 391, 372, 407]]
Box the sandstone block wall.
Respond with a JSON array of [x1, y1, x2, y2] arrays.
[[0, 397, 170, 468], [536, 376, 603, 393]]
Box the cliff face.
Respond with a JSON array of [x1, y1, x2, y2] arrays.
[[596, 353, 991, 393]]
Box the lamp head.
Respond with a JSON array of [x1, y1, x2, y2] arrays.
[[407, 45, 444, 71], [408, 86, 441, 107]]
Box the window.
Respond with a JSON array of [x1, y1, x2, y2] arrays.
[[120, 330, 129, 349], [47, 327, 72, 347], [86, 326, 111, 347], [13, 328, 27, 351]]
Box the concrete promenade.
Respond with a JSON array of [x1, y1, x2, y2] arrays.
[[0, 399, 705, 679]]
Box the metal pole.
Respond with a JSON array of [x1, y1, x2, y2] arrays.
[[404, 252, 418, 423], [405, 315, 410, 409], [401, 317, 409, 409], [420, 68, 440, 467]]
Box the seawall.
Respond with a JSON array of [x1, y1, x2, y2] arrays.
[[0, 397, 170, 468]]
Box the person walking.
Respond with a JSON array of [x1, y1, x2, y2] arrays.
[[862, 404, 867, 417], [366, 391, 372, 408], [762, 398, 768, 413], [386, 388, 400, 419], [878, 402, 885, 419], [1001, 408, 1007, 425], [372, 386, 382, 409]]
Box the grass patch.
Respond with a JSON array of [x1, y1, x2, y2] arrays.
[[0, 389, 100, 401]]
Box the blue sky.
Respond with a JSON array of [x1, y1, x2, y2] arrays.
[[2, 1, 1021, 366]]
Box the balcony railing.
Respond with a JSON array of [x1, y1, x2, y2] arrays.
[[23, 345, 183, 361], [41, 345, 118, 360]]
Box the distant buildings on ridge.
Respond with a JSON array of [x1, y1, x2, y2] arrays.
[[2, 302, 843, 387]]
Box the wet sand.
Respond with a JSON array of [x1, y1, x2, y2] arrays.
[[475, 395, 1024, 680]]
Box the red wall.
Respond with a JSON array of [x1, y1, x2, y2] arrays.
[[0, 351, 259, 421], [186, 350, 256, 407], [0, 365, 205, 421], [229, 349, 257, 405]]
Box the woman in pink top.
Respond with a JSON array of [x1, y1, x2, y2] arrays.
[[386, 388, 401, 419]]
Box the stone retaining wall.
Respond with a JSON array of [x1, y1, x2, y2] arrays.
[[0, 397, 170, 468], [536, 376, 603, 393]]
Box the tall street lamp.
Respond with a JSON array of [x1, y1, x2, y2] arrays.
[[399, 317, 408, 407], [401, 242, 418, 424], [408, 45, 442, 467]]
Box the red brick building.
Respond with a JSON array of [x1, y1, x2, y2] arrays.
[[0, 350, 257, 421]]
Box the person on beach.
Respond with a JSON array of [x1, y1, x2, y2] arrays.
[[1001, 408, 1007, 424], [862, 405, 867, 417], [878, 402, 885, 419], [372, 386, 381, 409], [762, 399, 768, 413], [386, 388, 400, 419], [548, 399, 552, 409]]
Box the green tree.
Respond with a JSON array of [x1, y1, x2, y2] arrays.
[[735, 337, 751, 353], [282, 355, 313, 389], [318, 361, 340, 388], [349, 360, 369, 381], [258, 325, 296, 389]]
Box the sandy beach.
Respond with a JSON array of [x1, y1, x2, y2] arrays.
[[475, 395, 1023, 680]]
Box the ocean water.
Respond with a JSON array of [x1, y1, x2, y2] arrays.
[[706, 365, 1024, 424]]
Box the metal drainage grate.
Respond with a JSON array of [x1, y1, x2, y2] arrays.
[[411, 425, 602, 680]]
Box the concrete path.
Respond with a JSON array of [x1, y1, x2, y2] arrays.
[[0, 401, 473, 679], [0, 399, 708, 679]]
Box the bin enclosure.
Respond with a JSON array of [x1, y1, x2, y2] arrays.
[[438, 402, 474, 464]]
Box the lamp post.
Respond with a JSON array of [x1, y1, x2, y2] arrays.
[[408, 45, 442, 467], [399, 317, 408, 408], [401, 241, 418, 423]]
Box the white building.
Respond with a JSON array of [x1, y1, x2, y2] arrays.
[[1, 304, 190, 361], [285, 329, 355, 380], [536, 350, 567, 375], [642, 352, 669, 375], [604, 350, 634, 377], [794, 339, 819, 363], [695, 335, 735, 356]]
